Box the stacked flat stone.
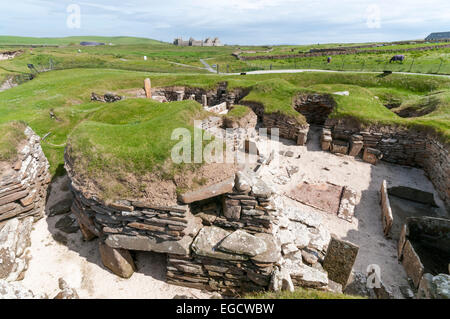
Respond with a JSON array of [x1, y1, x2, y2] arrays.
[[294, 94, 336, 125], [262, 112, 309, 146], [69, 183, 192, 243], [0, 127, 50, 222], [166, 226, 281, 295], [191, 171, 277, 235]]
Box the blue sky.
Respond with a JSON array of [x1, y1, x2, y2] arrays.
[[0, 0, 449, 45]]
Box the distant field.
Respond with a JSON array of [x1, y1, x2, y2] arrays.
[[1, 36, 449, 76], [0, 35, 164, 46]]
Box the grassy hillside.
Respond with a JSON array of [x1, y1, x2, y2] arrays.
[[0, 35, 163, 46], [0, 68, 448, 180]]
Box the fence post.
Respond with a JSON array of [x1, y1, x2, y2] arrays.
[[437, 60, 443, 74], [409, 58, 415, 72], [226, 64, 229, 73], [217, 64, 219, 74], [341, 57, 345, 71], [361, 60, 365, 71]]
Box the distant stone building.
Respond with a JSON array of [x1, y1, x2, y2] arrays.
[[425, 32, 450, 41], [173, 37, 224, 47]]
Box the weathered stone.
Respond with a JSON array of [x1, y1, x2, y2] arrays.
[[251, 233, 282, 264], [54, 278, 79, 299], [55, 215, 79, 234], [235, 171, 252, 193], [106, 234, 192, 256], [269, 267, 294, 292], [191, 226, 248, 261], [388, 186, 438, 207], [323, 237, 359, 288], [179, 177, 234, 204], [0, 218, 19, 279], [99, 242, 135, 279], [282, 243, 299, 255], [337, 187, 357, 223], [301, 248, 319, 265], [218, 230, 267, 256], [285, 207, 322, 228], [251, 179, 273, 199], [417, 273, 450, 299], [287, 221, 310, 249], [380, 180, 393, 237], [286, 261, 328, 288], [307, 225, 330, 252], [331, 140, 349, 155], [363, 147, 382, 165], [0, 280, 43, 299], [223, 202, 241, 221], [402, 240, 424, 288], [144, 78, 152, 99], [49, 197, 73, 216]]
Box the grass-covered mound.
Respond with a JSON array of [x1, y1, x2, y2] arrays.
[[225, 105, 252, 119], [66, 99, 236, 203], [0, 121, 26, 163], [245, 287, 365, 299]]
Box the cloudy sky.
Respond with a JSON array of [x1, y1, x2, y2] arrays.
[[0, 0, 449, 45]]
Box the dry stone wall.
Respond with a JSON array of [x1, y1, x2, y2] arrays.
[[324, 118, 450, 211], [0, 127, 50, 222], [0, 126, 50, 283]]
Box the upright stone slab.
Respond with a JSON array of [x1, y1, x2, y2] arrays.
[[349, 135, 364, 157], [144, 78, 152, 99], [380, 180, 393, 237], [99, 242, 135, 278], [363, 148, 382, 165], [323, 237, 359, 288], [402, 240, 424, 288]]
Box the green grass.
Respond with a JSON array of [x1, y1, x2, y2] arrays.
[[0, 67, 449, 181], [0, 121, 26, 162], [245, 287, 365, 299], [226, 105, 252, 119]]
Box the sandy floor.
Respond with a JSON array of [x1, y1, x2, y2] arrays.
[[256, 125, 448, 298], [20, 176, 212, 299]]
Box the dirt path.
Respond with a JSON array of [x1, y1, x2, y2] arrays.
[[20, 176, 213, 299]]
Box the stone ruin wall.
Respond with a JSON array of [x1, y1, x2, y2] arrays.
[[0, 126, 51, 282], [65, 157, 353, 296], [240, 101, 309, 146], [152, 84, 250, 108], [324, 118, 450, 211]]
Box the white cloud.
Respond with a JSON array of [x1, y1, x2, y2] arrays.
[[1, 0, 449, 44]]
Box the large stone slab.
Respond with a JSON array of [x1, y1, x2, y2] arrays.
[[251, 233, 281, 264], [105, 234, 193, 256], [191, 226, 248, 261], [380, 180, 393, 237], [323, 237, 359, 288], [99, 242, 135, 278], [218, 230, 267, 257], [179, 177, 234, 204], [388, 186, 438, 207], [402, 240, 424, 288]]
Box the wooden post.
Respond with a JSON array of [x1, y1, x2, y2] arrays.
[[409, 58, 415, 73], [144, 78, 152, 99]]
